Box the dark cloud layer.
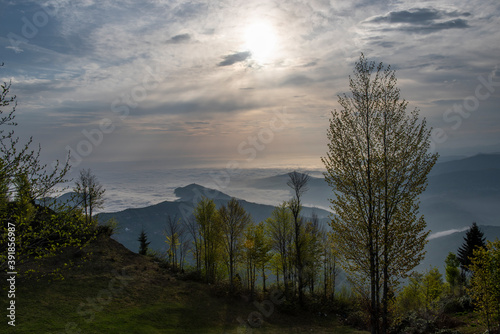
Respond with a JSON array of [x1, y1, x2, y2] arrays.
[[366, 7, 471, 33], [166, 33, 191, 44], [217, 51, 251, 66]]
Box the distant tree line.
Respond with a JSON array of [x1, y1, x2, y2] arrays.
[[143, 172, 339, 304]]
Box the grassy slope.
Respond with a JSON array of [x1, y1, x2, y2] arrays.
[[1, 234, 367, 334]]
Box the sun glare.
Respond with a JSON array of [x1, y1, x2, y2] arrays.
[[244, 21, 277, 63]]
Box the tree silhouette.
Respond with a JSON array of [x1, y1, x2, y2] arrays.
[[457, 222, 486, 276], [138, 228, 150, 255], [287, 171, 310, 307]]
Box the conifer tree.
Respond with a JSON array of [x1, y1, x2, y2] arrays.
[[138, 228, 150, 255], [457, 222, 486, 276]]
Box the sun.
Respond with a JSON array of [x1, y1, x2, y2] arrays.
[[243, 21, 277, 64]]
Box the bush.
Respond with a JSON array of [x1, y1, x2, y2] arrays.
[[391, 312, 436, 334], [178, 269, 203, 282]]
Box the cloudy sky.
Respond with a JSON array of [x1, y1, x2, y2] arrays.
[[1, 0, 499, 172]]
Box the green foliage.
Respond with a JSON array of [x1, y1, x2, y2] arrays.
[[394, 267, 445, 320], [194, 197, 222, 283], [218, 197, 252, 289], [1, 201, 97, 273], [395, 273, 425, 315], [243, 221, 271, 295], [97, 217, 118, 236], [0, 63, 90, 274], [422, 267, 445, 310], [266, 202, 293, 289], [444, 252, 461, 293], [322, 53, 437, 331], [468, 239, 500, 332], [266, 202, 294, 292]]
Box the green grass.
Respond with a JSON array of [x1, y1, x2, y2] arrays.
[[1, 235, 367, 334]]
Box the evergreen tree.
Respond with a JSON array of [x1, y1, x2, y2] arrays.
[[138, 228, 150, 255], [457, 222, 486, 276]]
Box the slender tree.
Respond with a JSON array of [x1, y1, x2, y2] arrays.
[[287, 171, 310, 306], [194, 197, 221, 283], [321, 230, 338, 300], [219, 197, 252, 291], [266, 202, 294, 295], [184, 216, 202, 272], [243, 221, 270, 298], [74, 168, 105, 225], [322, 53, 437, 333], [302, 214, 323, 294], [165, 214, 185, 269]]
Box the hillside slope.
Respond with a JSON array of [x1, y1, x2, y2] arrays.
[[1, 233, 365, 334]]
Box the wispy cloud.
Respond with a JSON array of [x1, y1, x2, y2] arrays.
[[428, 227, 470, 240]]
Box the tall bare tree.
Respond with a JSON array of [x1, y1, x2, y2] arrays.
[[74, 168, 105, 225], [287, 171, 310, 306], [322, 54, 438, 333]]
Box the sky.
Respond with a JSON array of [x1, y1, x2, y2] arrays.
[[1, 0, 499, 173]]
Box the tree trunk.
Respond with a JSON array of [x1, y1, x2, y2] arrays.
[[262, 264, 266, 293]]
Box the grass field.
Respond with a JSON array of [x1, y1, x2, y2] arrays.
[[1, 234, 369, 334]]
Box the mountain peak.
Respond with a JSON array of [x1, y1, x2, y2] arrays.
[[174, 183, 232, 202]]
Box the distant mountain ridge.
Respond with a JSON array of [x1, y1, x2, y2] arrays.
[[243, 153, 500, 231], [93, 153, 500, 275], [98, 183, 331, 254], [429, 153, 500, 176]]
